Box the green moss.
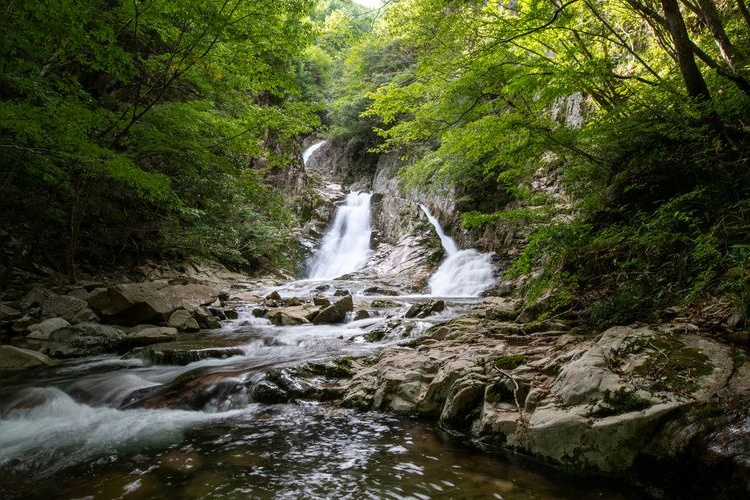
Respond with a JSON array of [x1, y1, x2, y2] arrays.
[[493, 354, 526, 370], [634, 336, 713, 393], [370, 299, 400, 308], [364, 330, 386, 342], [591, 388, 651, 417]]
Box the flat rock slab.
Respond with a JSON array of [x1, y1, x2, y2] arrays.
[[0, 345, 56, 370], [142, 340, 246, 365]]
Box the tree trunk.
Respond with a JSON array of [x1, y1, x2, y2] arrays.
[[661, 0, 712, 102], [692, 0, 745, 68], [738, 0, 750, 30], [66, 180, 90, 284]]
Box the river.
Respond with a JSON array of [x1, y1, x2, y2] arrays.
[[0, 148, 643, 498]]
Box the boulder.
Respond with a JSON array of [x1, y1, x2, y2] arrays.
[[193, 308, 221, 329], [167, 310, 200, 332], [12, 315, 38, 333], [313, 294, 353, 325], [404, 300, 445, 319], [1, 303, 22, 320], [22, 287, 53, 308], [268, 305, 320, 326], [27, 318, 71, 340], [0, 345, 56, 370], [141, 340, 245, 365], [127, 326, 179, 347], [353, 310, 371, 320], [47, 323, 127, 357], [87, 281, 218, 325], [42, 294, 98, 324], [313, 295, 331, 307]]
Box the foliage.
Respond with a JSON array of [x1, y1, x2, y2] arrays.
[[349, 0, 750, 327], [0, 0, 319, 281]]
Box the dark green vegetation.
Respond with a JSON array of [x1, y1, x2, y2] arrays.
[[0, 0, 319, 284], [311, 0, 750, 330], [591, 388, 651, 418], [2, 1, 748, 332]]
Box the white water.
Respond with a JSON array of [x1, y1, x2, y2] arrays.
[[420, 205, 495, 297], [308, 191, 373, 280], [303, 141, 327, 165]]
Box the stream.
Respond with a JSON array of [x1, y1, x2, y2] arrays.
[[0, 148, 642, 499]]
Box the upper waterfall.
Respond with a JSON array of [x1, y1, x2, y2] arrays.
[[308, 191, 373, 280], [303, 141, 327, 165], [420, 205, 495, 297]]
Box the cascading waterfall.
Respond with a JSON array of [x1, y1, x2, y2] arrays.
[[303, 141, 327, 165], [420, 205, 495, 297], [308, 191, 373, 279]]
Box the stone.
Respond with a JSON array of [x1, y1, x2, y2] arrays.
[[27, 317, 71, 340], [12, 315, 38, 333], [0, 345, 56, 370], [42, 294, 99, 324], [353, 310, 371, 320], [268, 305, 320, 326], [313, 295, 331, 307], [265, 291, 282, 301], [223, 309, 239, 320], [22, 287, 53, 307], [168, 309, 200, 332], [47, 323, 127, 357], [193, 307, 221, 329], [1, 303, 22, 320], [87, 281, 218, 326], [141, 340, 245, 365], [207, 307, 227, 320], [404, 300, 445, 319], [313, 294, 353, 324], [363, 286, 400, 296], [127, 326, 179, 347]]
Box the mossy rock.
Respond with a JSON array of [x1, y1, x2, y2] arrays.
[[493, 354, 526, 370], [590, 388, 651, 418]]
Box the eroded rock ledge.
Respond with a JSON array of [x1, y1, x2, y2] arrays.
[[266, 298, 750, 498]]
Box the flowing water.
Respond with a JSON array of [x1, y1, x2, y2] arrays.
[[302, 141, 327, 165], [1, 190, 641, 499], [420, 205, 495, 297], [308, 192, 373, 280]]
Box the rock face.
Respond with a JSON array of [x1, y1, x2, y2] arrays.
[[87, 281, 218, 326], [47, 323, 127, 357], [0, 345, 56, 370], [332, 308, 749, 492], [141, 340, 245, 365], [27, 318, 71, 340], [313, 294, 353, 324], [42, 295, 98, 324]]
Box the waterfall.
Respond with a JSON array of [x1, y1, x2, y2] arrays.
[[308, 192, 373, 279], [303, 141, 327, 165], [420, 205, 495, 297]]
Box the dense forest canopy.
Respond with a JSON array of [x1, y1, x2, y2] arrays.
[[2, 0, 748, 329], [308, 0, 750, 327]]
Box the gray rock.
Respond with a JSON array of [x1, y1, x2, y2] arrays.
[[167, 309, 200, 332], [0, 345, 56, 370], [313, 295, 353, 325], [42, 294, 99, 324], [127, 326, 179, 347], [1, 303, 22, 320], [47, 323, 127, 357], [141, 340, 245, 365], [193, 307, 221, 329], [22, 287, 53, 308], [27, 318, 71, 340], [12, 314, 38, 333], [87, 281, 218, 325], [268, 305, 319, 326]]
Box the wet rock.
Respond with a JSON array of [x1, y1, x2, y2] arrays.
[[268, 306, 314, 326], [47, 323, 127, 357], [42, 294, 99, 324], [127, 325, 179, 347], [313, 294, 353, 324], [313, 295, 331, 307], [265, 291, 282, 301], [141, 340, 245, 365], [1, 303, 22, 320], [404, 300, 445, 319], [12, 314, 38, 333], [223, 309, 239, 320], [251, 307, 268, 318], [363, 286, 400, 296], [251, 380, 289, 404], [207, 307, 227, 320], [193, 307, 221, 329], [27, 317, 71, 340], [353, 310, 371, 320], [0, 345, 56, 370], [333, 289, 350, 297], [371, 299, 400, 308], [87, 281, 218, 326], [168, 309, 200, 332]]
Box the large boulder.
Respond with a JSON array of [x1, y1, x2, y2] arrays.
[[268, 305, 320, 326], [27, 317, 71, 340], [313, 295, 353, 325], [167, 310, 200, 332], [47, 323, 127, 357], [127, 325, 179, 347], [87, 281, 218, 325], [42, 295, 98, 324], [0, 345, 56, 370]]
